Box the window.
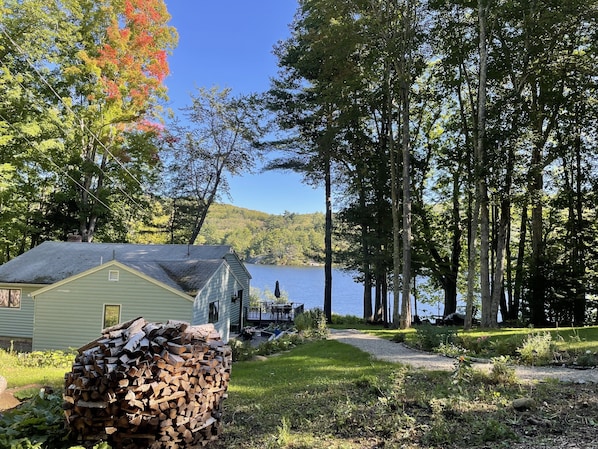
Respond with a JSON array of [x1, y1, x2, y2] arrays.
[[108, 270, 119, 281], [103, 304, 121, 329], [0, 289, 21, 309], [209, 300, 219, 323]]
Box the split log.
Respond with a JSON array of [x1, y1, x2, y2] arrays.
[[64, 318, 231, 448]]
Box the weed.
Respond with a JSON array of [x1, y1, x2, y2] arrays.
[[435, 341, 468, 357], [276, 416, 292, 446], [489, 356, 518, 385], [451, 356, 474, 393], [575, 350, 597, 367], [517, 332, 556, 365]]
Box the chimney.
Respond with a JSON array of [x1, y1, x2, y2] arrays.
[[67, 233, 83, 242]]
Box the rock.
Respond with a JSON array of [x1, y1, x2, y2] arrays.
[[0, 376, 7, 395], [251, 355, 268, 362], [512, 397, 535, 411]]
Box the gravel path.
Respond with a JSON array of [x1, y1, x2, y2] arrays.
[[328, 328, 598, 384]]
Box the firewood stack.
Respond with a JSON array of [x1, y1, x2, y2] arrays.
[[63, 317, 232, 448]]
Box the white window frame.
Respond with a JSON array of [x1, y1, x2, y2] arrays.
[[103, 304, 121, 329], [0, 288, 21, 309], [108, 270, 120, 282]]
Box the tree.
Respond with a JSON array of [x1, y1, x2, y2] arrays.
[[0, 0, 177, 246], [164, 87, 266, 245]]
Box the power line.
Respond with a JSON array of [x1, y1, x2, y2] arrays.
[[0, 111, 117, 215], [0, 60, 147, 209], [0, 25, 151, 195]]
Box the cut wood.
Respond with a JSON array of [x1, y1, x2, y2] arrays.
[[64, 319, 231, 449]]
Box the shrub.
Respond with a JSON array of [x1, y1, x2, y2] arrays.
[[517, 332, 556, 365], [414, 325, 458, 351], [294, 308, 328, 338], [490, 334, 527, 357], [17, 349, 76, 368]]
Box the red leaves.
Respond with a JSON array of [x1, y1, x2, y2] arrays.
[[92, 0, 176, 123]]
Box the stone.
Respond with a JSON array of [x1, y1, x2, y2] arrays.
[[0, 376, 7, 395], [512, 397, 535, 411]]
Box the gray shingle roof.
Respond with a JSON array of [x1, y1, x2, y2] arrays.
[[0, 242, 236, 295]]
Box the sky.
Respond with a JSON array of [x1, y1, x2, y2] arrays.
[[163, 1, 325, 215]]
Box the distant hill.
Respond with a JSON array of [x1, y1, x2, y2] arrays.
[[197, 204, 326, 266]]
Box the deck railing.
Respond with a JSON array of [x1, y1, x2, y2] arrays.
[[246, 302, 304, 323]]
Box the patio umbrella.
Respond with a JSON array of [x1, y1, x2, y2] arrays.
[[274, 280, 281, 299]]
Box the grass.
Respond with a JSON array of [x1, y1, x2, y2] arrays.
[[0, 349, 72, 389], [1, 333, 597, 448], [364, 325, 598, 360], [214, 338, 597, 448]]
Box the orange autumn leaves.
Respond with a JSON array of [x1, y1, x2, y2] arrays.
[[95, 0, 176, 112]]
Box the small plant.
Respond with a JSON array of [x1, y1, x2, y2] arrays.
[[435, 342, 468, 358], [574, 350, 597, 367], [490, 334, 527, 357], [17, 349, 76, 368], [489, 355, 518, 385], [517, 332, 556, 365], [451, 355, 474, 392], [276, 416, 292, 446], [391, 332, 406, 343], [294, 308, 328, 338]]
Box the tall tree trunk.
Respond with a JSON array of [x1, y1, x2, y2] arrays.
[[399, 68, 412, 330], [388, 71, 402, 328], [359, 189, 373, 321], [324, 156, 333, 323], [573, 131, 586, 325], [477, 0, 491, 328]]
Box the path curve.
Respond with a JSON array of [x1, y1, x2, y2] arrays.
[[328, 328, 598, 383]]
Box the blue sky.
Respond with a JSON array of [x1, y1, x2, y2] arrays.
[[163, 1, 325, 215]]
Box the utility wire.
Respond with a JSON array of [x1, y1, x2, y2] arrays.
[[0, 25, 150, 195], [0, 60, 146, 209], [0, 111, 116, 215]]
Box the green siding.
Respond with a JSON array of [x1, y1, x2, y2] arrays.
[[0, 285, 38, 339], [33, 266, 193, 351], [193, 263, 242, 342]]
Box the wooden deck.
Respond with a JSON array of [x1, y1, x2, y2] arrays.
[[245, 302, 304, 324]]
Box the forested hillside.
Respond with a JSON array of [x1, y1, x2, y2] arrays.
[[196, 204, 326, 265]]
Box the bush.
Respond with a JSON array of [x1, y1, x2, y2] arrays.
[[490, 334, 526, 357], [17, 349, 76, 368], [489, 356, 517, 385], [517, 332, 556, 365], [414, 325, 458, 351], [294, 308, 328, 338]]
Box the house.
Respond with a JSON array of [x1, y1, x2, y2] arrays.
[[0, 242, 250, 350]]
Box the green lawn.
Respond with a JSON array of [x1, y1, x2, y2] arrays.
[[1, 335, 597, 448]]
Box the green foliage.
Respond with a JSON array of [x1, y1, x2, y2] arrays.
[[201, 204, 326, 265], [230, 333, 306, 362], [413, 325, 458, 351], [517, 332, 556, 365], [0, 388, 67, 449], [293, 308, 328, 338], [489, 356, 518, 385], [17, 350, 75, 369]]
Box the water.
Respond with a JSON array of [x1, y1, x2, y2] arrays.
[[246, 264, 365, 317], [246, 264, 457, 321]]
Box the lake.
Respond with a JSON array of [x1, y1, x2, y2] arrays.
[[246, 264, 452, 320], [246, 264, 366, 317]]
